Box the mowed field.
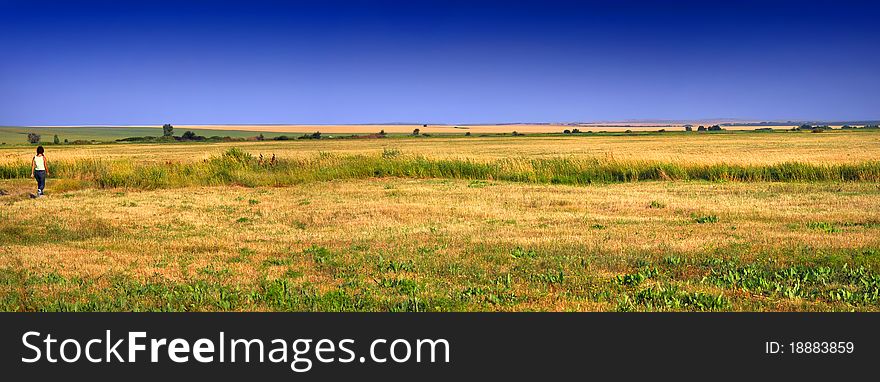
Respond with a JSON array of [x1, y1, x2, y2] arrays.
[[1, 128, 879, 311], [2, 128, 878, 165]]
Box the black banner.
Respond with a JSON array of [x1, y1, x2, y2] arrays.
[[1, 313, 875, 379]]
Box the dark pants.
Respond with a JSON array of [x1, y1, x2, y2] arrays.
[[34, 170, 46, 193]]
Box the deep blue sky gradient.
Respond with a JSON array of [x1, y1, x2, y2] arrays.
[[1, 0, 878, 125]]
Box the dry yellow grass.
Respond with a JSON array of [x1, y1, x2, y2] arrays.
[[2, 130, 877, 165], [1, 178, 879, 311], [1, 131, 879, 311]]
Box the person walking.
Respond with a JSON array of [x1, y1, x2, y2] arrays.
[[31, 145, 49, 197]]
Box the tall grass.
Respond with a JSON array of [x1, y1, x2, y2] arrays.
[[1, 148, 879, 189]]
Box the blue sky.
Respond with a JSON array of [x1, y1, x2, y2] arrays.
[[1, 0, 878, 125]]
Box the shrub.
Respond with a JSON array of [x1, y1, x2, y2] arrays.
[[27, 132, 41, 144], [563, 129, 571, 134], [412, 128, 420, 136], [180, 131, 202, 140], [697, 126, 707, 131], [116, 136, 152, 142], [298, 132, 322, 140]]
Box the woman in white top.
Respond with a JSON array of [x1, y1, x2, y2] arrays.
[[31, 145, 49, 197]]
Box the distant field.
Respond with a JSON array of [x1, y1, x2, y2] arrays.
[[1, 124, 833, 145], [1, 130, 879, 311], [0, 126, 285, 145], [166, 124, 841, 134], [1, 128, 878, 165]]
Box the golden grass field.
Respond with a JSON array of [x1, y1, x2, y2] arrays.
[[1, 129, 879, 311], [2, 129, 877, 165]]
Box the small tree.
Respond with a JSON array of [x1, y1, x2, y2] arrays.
[[53, 135, 60, 144], [379, 129, 386, 136], [563, 129, 571, 134], [257, 133, 265, 141], [162, 124, 174, 137], [182, 131, 197, 140], [310, 131, 321, 139], [697, 125, 706, 131], [412, 128, 420, 136], [27, 132, 41, 144], [572, 128, 581, 134], [684, 125, 693, 132], [465, 132, 471, 136], [64, 139, 69, 144]]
